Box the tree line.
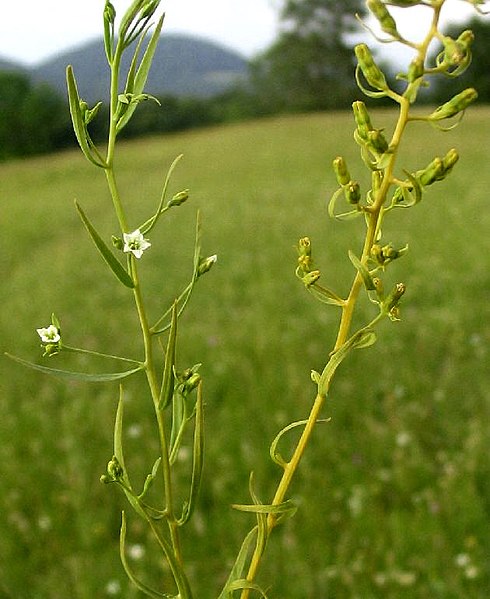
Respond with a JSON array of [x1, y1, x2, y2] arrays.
[[1, 1, 489, 161]]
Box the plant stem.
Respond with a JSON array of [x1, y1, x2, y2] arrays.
[[239, 9, 448, 592]]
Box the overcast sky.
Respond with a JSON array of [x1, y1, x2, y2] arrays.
[[0, 0, 479, 66]]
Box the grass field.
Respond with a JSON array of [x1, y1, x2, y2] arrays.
[[1, 107, 490, 598]]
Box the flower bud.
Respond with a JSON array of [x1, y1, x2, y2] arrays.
[[197, 254, 217, 277], [167, 189, 189, 208], [352, 101, 373, 140], [407, 57, 425, 83], [367, 129, 389, 154], [442, 148, 459, 173], [333, 156, 351, 186], [302, 270, 321, 288], [104, 0, 116, 24], [297, 237, 313, 272], [383, 282, 406, 313], [418, 157, 444, 186], [183, 373, 201, 394], [367, 0, 399, 37], [106, 456, 124, 481], [429, 88, 478, 121], [355, 43, 388, 90], [343, 181, 361, 205]]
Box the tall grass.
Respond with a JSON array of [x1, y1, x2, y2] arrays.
[[1, 109, 489, 597]]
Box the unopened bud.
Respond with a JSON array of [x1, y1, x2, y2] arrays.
[[352, 101, 373, 140], [355, 43, 388, 90], [383, 282, 406, 313], [302, 270, 321, 288], [343, 181, 361, 205], [333, 156, 351, 186], [167, 189, 189, 207], [418, 157, 444, 186], [197, 254, 217, 277], [104, 0, 116, 23], [407, 57, 425, 82], [429, 88, 478, 120], [106, 456, 124, 481], [367, 129, 389, 154], [184, 373, 201, 394], [442, 148, 459, 173], [367, 0, 399, 37]]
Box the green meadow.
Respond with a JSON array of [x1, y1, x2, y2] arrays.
[[1, 108, 489, 598]]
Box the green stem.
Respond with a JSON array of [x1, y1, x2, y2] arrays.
[[240, 6, 447, 596]]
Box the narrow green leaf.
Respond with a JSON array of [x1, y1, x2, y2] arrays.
[[217, 527, 258, 599], [140, 154, 184, 235], [318, 326, 378, 396], [5, 353, 144, 383], [120, 512, 176, 599], [348, 250, 376, 291], [116, 13, 165, 133], [75, 201, 135, 288], [66, 66, 107, 168], [158, 301, 177, 410], [352, 328, 377, 349], [139, 457, 162, 499], [224, 579, 269, 598], [270, 419, 330, 468], [169, 390, 187, 464], [232, 499, 298, 518], [152, 211, 203, 335], [307, 284, 345, 307], [178, 382, 204, 525]]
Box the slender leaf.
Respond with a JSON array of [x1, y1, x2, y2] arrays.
[[269, 419, 330, 468], [217, 527, 258, 599], [317, 327, 377, 396], [120, 512, 176, 599], [232, 499, 298, 518], [140, 154, 184, 235], [348, 250, 376, 291], [66, 66, 107, 168], [75, 201, 135, 288], [158, 301, 178, 410], [152, 212, 202, 334], [116, 13, 165, 133], [5, 353, 143, 382], [178, 383, 204, 525]]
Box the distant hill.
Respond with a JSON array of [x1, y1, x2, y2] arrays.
[[23, 34, 249, 103], [0, 58, 26, 73]]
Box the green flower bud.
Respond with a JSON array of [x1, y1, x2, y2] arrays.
[[302, 270, 321, 288], [407, 57, 425, 82], [383, 282, 406, 313], [418, 157, 444, 186], [197, 254, 217, 277], [367, 0, 399, 37], [352, 101, 373, 140], [106, 456, 124, 481], [167, 189, 189, 207], [104, 0, 116, 23], [355, 43, 388, 90], [183, 373, 201, 394], [333, 156, 351, 186], [442, 148, 459, 173], [112, 235, 124, 250], [297, 237, 313, 272], [343, 181, 361, 205], [429, 88, 478, 121], [367, 129, 389, 154]]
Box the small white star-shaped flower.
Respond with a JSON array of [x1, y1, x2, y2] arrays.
[[36, 324, 61, 344], [123, 229, 151, 259]]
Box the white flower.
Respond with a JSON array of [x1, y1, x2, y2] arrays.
[[36, 324, 61, 344], [123, 229, 151, 259]]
